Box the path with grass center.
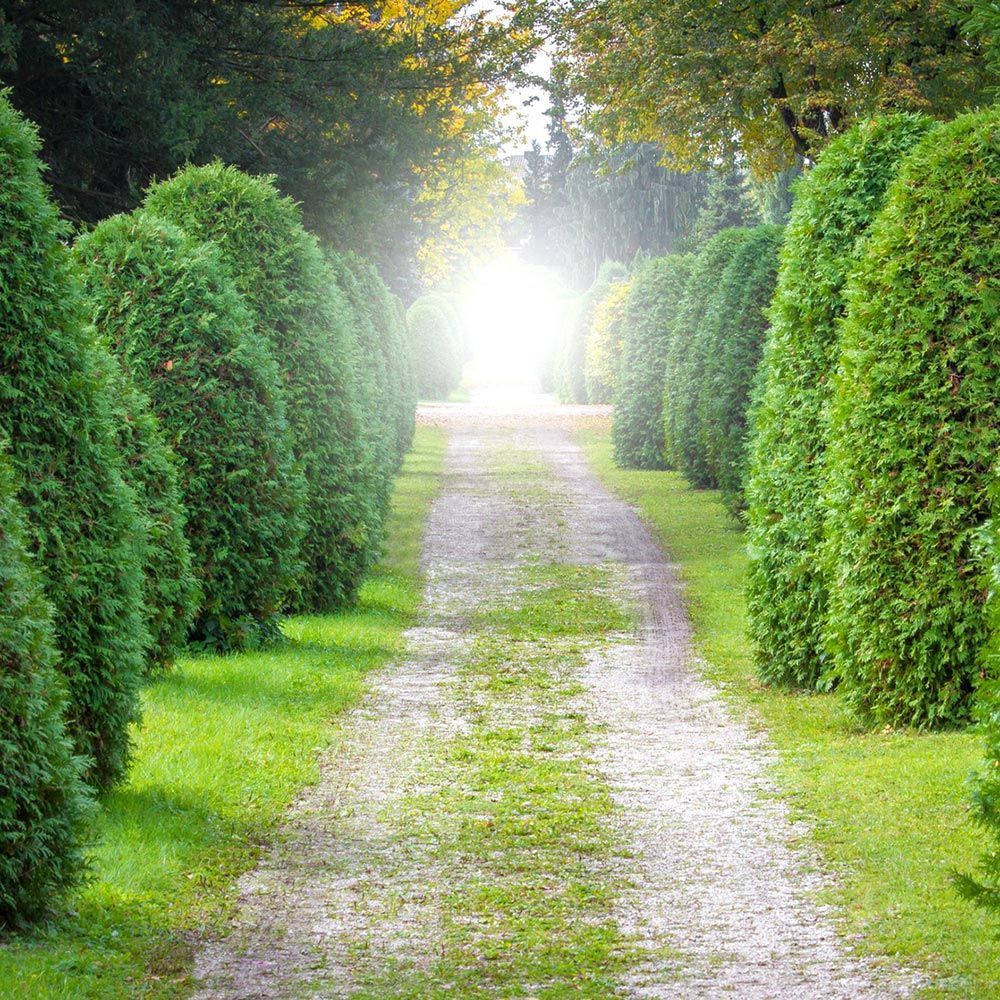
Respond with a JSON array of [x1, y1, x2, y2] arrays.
[[192, 395, 918, 999]]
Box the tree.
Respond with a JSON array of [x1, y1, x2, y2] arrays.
[[548, 0, 994, 176], [688, 171, 760, 249], [76, 211, 305, 651], [744, 115, 934, 690]]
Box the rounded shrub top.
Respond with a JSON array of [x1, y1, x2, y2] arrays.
[[613, 254, 694, 470], [823, 107, 1000, 727], [407, 295, 464, 400], [0, 94, 147, 789], [695, 224, 784, 513], [144, 163, 376, 612], [663, 227, 750, 486], [0, 447, 92, 928], [558, 261, 628, 404], [76, 211, 306, 649], [744, 113, 935, 689], [585, 278, 632, 404]]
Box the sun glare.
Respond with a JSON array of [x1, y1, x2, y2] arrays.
[[458, 252, 569, 394]]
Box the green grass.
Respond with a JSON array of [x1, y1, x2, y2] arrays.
[[350, 560, 641, 998], [579, 422, 1000, 999], [0, 425, 447, 1000]]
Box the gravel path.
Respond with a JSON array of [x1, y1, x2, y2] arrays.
[[190, 395, 919, 999]]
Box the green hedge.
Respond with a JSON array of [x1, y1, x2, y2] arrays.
[[0, 448, 92, 928], [613, 254, 694, 470], [695, 225, 784, 513], [558, 261, 627, 404], [76, 212, 306, 650], [744, 114, 934, 689], [329, 251, 416, 470], [95, 347, 198, 670], [407, 295, 463, 399], [663, 228, 750, 486], [584, 278, 631, 403], [0, 95, 147, 789], [824, 108, 999, 727], [145, 163, 377, 612]]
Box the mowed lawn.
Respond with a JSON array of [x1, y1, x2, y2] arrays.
[[580, 422, 1000, 1000], [0, 425, 446, 1000]]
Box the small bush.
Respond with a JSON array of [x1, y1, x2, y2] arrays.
[[407, 295, 463, 399], [76, 212, 306, 650], [557, 261, 628, 404], [145, 163, 377, 612], [663, 228, 750, 485], [584, 278, 631, 403], [823, 108, 1000, 727], [92, 346, 198, 670], [744, 114, 934, 689], [0, 95, 147, 789], [0, 448, 92, 929], [613, 254, 694, 470], [695, 225, 784, 513]]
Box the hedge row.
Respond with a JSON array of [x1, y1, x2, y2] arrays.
[[0, 97, 417, 926], [584, 277, 632, 404], [745, 114, 935, 690], [407, 292, 464, 399]]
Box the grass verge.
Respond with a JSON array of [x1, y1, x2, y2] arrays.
[[578, 421, 1000, 999], [0, 424, 447, 1000]]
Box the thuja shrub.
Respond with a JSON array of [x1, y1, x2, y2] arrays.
[[145, 164, 376, 612], [557, 261, 627, 404], [76, 212, 305, 649], [94, 346, 198, 671], [0, 95, 147, 789], [584, 278, 631, 404], [613, 254, 694, 470], [663, 227, 750, 486], [0, 449, 92, 929], [744, 114, 934, 689], [329, 251, 416, 470], [823, 108, 1000, 727], [695, 224, 784, 514], [407, 295, 463, 399]]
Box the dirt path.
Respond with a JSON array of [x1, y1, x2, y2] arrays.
[[191, 396, 918, 999]]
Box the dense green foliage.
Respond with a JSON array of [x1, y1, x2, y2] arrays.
[[407, 295, 464, 399], [584, 278, 631, 403], [0, 449, 92, 929], [744, 114, 934, 689], [0, 96, 147, 790], [76, 212, 305, 650], [663, 228, 749, 485], [612, 254, 694, 469], [145, 163, 376, 612], [696, 225, 784, 513], [92, 347, 198, 670], [824, 109, 1000, 727], [558, 260, 628, 403]]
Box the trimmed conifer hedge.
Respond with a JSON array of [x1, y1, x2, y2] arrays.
[[0, 95, 148, 789], [76, 212, 306, 650], [613, 254, 694, 470], [695, 224, 784, 513], [0, 448, 92, 929], [584, 278, 631, 404], [407, 295, 463, 399], [145, 163, 377, 612], [744, 114, 934, 689], [823, 108, 1000, 727], [94, 347, 198, 670], [557, 261, 628, 404], [663, 227, 750, 486]]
